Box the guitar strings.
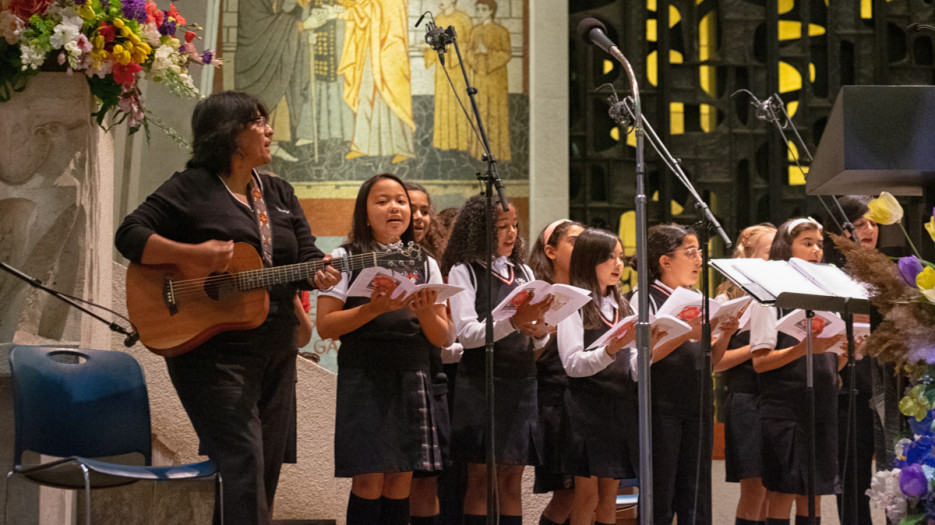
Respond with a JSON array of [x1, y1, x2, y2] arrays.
[[163, 252, 407, 299]]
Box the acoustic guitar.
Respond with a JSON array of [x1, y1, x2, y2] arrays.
[[126, 242, 422, 356]]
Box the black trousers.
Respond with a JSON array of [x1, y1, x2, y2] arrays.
[[651, 408, 713, 525], [166, 325, 297, 525], [836, 391, 875, 525]]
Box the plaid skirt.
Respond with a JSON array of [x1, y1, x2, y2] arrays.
[[334, 367, 442, 477]]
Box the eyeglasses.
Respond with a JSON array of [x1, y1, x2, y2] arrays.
[[251, 115, 268, 128], [667, 247, 701, 259]]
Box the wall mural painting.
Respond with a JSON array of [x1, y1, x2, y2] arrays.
[[225, 0, 528, 183], [222, 0, 529, 369]]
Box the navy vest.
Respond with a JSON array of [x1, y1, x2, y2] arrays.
[[338, 255, 435, 371], [460, 261, 537, 378]]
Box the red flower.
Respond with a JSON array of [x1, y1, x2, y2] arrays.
[[112, 62, 143, 86], [98, 23, 116, 43], [167, 4, 186, 25], [185, 31, 197, 43], [8, 0, 52, 20], [145, 1, 160, 24]]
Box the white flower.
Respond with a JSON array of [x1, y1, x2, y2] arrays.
[[50, 14, 83, 50], [867, 469, 908, 522], [0, 11, 24, 45], [19, 44, 48, 70]]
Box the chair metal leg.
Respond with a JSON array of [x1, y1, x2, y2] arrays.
[[3, 471, 13, 525], [81, 464, 90, 525], [216, 473, 224, 525]]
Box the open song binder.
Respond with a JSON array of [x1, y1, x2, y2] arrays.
[[710, 257, 870, 312]]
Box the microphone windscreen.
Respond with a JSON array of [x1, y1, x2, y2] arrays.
[[576, 17, 608, 43]]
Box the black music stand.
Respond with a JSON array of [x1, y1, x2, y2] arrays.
[[711, 259, 869, 524]]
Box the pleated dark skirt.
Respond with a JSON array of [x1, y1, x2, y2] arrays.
[[760, 417, 840, 495], [334, 367, 441, 477], [450, 374, 542, 465], [534, 402, 574, 493], [562, 388, 638, 480], [724, 391, 764, 482]]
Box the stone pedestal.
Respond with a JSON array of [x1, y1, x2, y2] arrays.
[[0, 72, 115, 524]]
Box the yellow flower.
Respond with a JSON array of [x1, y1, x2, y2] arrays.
[[79, 5, 95, 20], [112, 44, 132, 66], [917, 266, 935, 303], [865, 191, 903, 225], [128, 33, 141, 46], [113, 18, 126, 29], [93, 34, 105, 50], [925, 215, 935, 244]]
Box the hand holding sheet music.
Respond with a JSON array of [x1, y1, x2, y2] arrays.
[[491, 280, 592, 326], [348, 267, 464, 304]]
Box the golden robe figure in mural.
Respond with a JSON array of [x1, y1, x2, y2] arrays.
[[424, 0, 473, 152], [337, 0, 415, 163], [466, 0, 511, 162]]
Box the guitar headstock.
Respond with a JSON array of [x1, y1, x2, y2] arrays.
[[379, 242, 424, 271]]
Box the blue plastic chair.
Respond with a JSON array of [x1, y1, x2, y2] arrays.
[[4, 345, 223, 524]]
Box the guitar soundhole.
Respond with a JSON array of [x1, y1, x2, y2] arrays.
[[203, 273, 237, 301]]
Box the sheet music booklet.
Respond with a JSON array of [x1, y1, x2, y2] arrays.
[[348, 266, 464, 304], [491, 280, 592, 326]]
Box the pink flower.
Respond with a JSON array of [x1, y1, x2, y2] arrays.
[[185, 30, 196, 43], [166, 3, 186, 25]]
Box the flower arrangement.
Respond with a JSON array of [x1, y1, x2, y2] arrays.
[[836, 192, 935, 523], [0, 0, 217, 134], [833, 192, 935, 366]]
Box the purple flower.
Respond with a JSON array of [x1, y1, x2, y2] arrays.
[[121, 0, 147, 23], [899, 463, 928, 498], [899, 256, 924, 287], [159, 15, 177, 36], [201, 50, 213, 65]]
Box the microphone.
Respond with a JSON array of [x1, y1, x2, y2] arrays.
[[577, 17, 617, 54], [416, 11, 449, 65]]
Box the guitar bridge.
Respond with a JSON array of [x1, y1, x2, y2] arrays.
[[163, 277, 178, 315]]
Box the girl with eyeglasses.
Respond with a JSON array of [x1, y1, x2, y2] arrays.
[[630, 224, 739, 525], [749, 218, 846, 525]]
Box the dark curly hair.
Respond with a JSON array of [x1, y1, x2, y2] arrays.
[[344, 174, 415, 254], [441, 193, 526, 275], [528, 219, 584, 284], [187, 91, 269, 175], [646, 224, 696, 283], [570, 228, 634, 329]]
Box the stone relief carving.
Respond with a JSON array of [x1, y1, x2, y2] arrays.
[[0, 73, 97, 344]]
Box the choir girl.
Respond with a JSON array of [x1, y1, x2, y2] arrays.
[[316, 173, 452, 525], [630, 224, 739, 524], [441, 193, 553, 525], [527, 218, 586, 525], [749, 217, 846, 525], [557, 228, 639, 525], [404, 182, 452, 525], [714, 223, 777, 525]]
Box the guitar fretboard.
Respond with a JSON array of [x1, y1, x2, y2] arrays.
[[233, 250, 417, 291]]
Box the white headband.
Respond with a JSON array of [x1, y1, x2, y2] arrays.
[[785, 216, 822, 234]]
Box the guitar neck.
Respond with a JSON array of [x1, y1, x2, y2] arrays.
[[234, 251, 402, 291]]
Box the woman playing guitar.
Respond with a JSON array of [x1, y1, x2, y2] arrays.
[[115, 91, 341, 525]]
